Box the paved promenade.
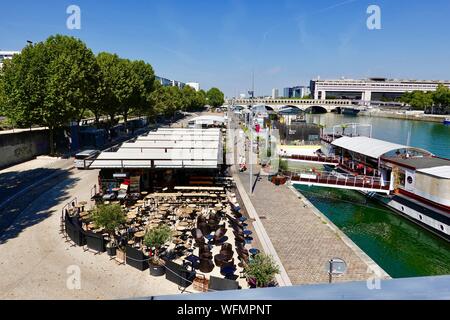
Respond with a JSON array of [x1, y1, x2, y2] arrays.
[[234, 170, 389, 285]]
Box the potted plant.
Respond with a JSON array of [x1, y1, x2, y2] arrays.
[[91, 204, 126, 256], [144, 225, 172, 276], [244, 253, 280, 288]]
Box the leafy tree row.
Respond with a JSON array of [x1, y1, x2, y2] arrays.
[[399, 84, 450, 113], [0, 34, 225, 153]]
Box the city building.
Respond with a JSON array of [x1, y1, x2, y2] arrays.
[[283, 87, 294, 98], [272, 88, 279, 99], [0, 51, 20, 69], [310, 78, 450, 101], [156, 76, 186, 89], [186, 82, 200, 91], [283, 86, 310, 98]]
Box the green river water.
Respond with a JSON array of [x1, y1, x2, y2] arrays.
[[294, 114, 450, 278]]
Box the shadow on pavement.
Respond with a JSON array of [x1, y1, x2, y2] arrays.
[[0, 168, 79, 245]]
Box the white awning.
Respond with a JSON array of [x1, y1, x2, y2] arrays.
[[331, 136, 409, 159], [90, 128, 222, 169]]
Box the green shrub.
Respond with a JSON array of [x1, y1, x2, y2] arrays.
[[144, 225, 172, 249], [91, 204, 126, 234], [244, 253, 280, 287]]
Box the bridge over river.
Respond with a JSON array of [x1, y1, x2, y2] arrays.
[[228, 98, 365, 113]]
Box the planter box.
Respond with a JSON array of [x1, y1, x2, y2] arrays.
[[125, 246, 149, 271], [149, 262, 166, 277], [84, 230, 106, 253]]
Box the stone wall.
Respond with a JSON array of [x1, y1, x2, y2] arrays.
[[0, 129, 50, 169]]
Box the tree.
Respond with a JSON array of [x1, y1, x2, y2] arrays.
[[128, 59, 155, 117], [181, 85, 198, 111], [2, 35, 100, 154], [401, 91, 433, 110], [432, 84, 450, 114], [91, 204, 126, 247], [206, 87, 225, 108]]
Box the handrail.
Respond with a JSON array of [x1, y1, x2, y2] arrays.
[[284, 169, 390, 191]]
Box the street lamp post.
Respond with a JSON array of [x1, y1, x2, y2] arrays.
[[249, 71, 255, 195]]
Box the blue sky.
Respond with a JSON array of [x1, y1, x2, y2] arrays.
[[1, 0, 450, 97]]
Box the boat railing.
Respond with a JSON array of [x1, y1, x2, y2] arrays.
[[283, 169, 390, 191], [280, 154, 339, 164]]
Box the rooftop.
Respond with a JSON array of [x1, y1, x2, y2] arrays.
[[331, 136, 431, 159], [89, 128, 222, 169], [417, 166, 450, 179], [383, 157, 450, 171]]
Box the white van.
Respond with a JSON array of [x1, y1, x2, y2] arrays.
[[74, 150, 100, 169]]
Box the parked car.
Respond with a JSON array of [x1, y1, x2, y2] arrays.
[[74, 150, 100, 169]]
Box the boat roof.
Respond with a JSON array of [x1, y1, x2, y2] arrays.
[[331, 136, 416, 159], [417, 166, 450, 179], [383, 157, 450, 170]]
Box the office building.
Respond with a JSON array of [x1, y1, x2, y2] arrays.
[[0, 51, 20, 69], [310, 77, 450, 101]]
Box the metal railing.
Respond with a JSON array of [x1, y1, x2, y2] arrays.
[[281, 154, 339, 164], [284, 169, 390, 191]]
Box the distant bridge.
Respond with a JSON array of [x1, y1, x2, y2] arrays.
[[228, 98, 356, 113]]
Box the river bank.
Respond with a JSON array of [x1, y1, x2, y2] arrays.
[[358, 110, 447, 123]]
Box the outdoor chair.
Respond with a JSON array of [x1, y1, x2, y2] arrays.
[[198, 258, 215, 274], [192, 228, 205, 246], [183, 255, 200, 271], [219, 243, 234, 261], [213, 227, 227, 244]]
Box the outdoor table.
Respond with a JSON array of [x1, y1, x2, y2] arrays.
[[178, 221, 190, 227], [127, 213, 137, 220], [134, 231, 145, 239], [80, 211, 90, 218]]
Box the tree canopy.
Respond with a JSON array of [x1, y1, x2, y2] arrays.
[[0, 34, 224, 153], [1, 35, 100, 152], [400, 85, 450, 113], [206, 87, 225, 108]]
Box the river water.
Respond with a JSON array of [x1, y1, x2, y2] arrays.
[[294, 114, 450, 278]]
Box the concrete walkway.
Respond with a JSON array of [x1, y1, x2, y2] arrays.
[[0, 168, 180, 299], [235, 172, 389, 285]]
